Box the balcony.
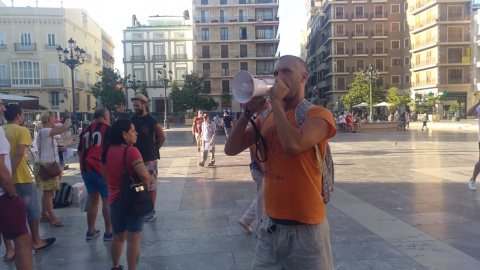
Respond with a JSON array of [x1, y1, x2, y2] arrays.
[[131, 55, 146, 62], [372, 12, 388, 20], [376, 66, 389, 72], [195, 15, 278, 23], [409, 0, 434, 13], [256, 69, 273, 76], [85, 54, 92, 62], [255, 34, 276, 40], [41, 79, 63, 87], [152, 55, 166, 61], [352, 13, 368, 20], [332, 66, 349, 73], [353, 49, 369, 55], [45, 44, 58, 49], [372, 30, 388, 37], [412, 38, 436, 50], [174, 80, 185, 87], [14, 43, 37, 52], [331, 49, 349, 56], [372, 48, 388, 55], [102, 49, 115, 63], [442, 76, 470, 85], [0, 79, 11, 87], [196, 34, 257, 42], [412, 80, 436, 88], [411, 16, 437, 31], [437, 14, 471, 22], [351, 31, 369, 38], [411, 58, 437, 68], [173, 54, 188, 60], [439, 35, 470, 43], [94, 58, 101, 66], [331, 31, 349, 38], [331, 13, 349, 20], [74, 81, 85, 89]]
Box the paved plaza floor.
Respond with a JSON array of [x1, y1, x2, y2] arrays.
[[1, 124, 480, 270]]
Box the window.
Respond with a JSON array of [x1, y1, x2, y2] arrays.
[[391, 22, 400, 32], [10, 60, 41, 86], [448, 6, 463, 21], [335, 24, 344, 36], [391, 4, 400, 14], [355, 24, 364, 36], [86, 71, 90, 90], [47, 34, 56, 46], [336, 77, 346, 90], [221, 45, 229, 58], [204, 80, 211, 89], [448, 48, 462, 63], [221, 63, 229, 76], [256, 61, 274, 75], [202, 63, 210, 76], [447, 27, 463, 42], [375, 41, 384, 54], [374, 6, 383, 18], [355, 6, 364, 18], [21, 33, 31, 45], [336, 59, 345, 72], [336, 41, 345, 54], [51, 92, 59, 108], [240, 62, 248, 71], [202, 28, 209, 41], [0, 33, 5, 45], [221, 28, 228, 40], [404, 74, 410, 83], [392, 58, 401, 67], [375, 58, 384, 71], [404, 56, 410, 65], [356, 59, 364, 71], [392, 75, 400, 84], [0, 65, 7, 84], [222, 80, 230, 93], [201, 10, 209, 23], [374, 23, 384, 36], [153, 44, 165, 59], [175, 33, 185, 39], [256, 8, 274, 21], [426, 70, 432, 83], [202, 45, 210, 58], [240, 28, 247, 40], [376, 76, 384, 87], [87, 95, 91, 111], [133, 45, 143, 56], [256, 44, 274, 57], [220, 10, 227, 22], [134, 69, 144, 81], [355, 41, 364, 54], [132, 33, 143, 39], [220, 0, 227, 4], [154, 33, 164, 39], [404, 38, 410, 48], [256, 26, 274, 39], [404, 20, 408, 31], [175, 44, 186, 59], [240, 45, 248, 57], [335, 6, 344, 18], [239, 10, 247, 22], [448, 69, 462, 84], [391, 40, 400, 49], [94, 51, 98, 61], [201, 0, 208, 5]]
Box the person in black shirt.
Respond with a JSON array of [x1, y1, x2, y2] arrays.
[[130, 94, 166, 222], [221, 110, 233, 138]]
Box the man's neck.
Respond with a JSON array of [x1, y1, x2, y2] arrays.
[[283, 96, 304, 111], [6, 121, 20, 126], [95, 119, 107, 125], [137, 112, 148, 118]]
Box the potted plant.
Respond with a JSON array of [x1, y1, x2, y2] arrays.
[[449, 103, 460, 121]]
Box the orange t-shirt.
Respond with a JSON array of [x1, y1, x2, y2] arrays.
[[258, 106, 336, 224]]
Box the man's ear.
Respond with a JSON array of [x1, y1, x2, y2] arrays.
[[301, 71, 308, 83]]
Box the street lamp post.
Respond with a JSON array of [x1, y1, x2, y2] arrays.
[[56, 38, 85, 120], [127, 74, 141, 112], [157, 65, 172, 129], [365, 64, 378, 122]]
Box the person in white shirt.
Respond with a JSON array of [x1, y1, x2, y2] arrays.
[[199, 114, 216, 167], [0, 98, 34, 269], [467, 99, 480, 190]]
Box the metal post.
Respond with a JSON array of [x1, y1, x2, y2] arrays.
[[164, 76, 169, 129], [369, 80, 373, 123], [71, 68, 75, 117]]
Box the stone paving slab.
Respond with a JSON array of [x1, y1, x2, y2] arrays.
[[1, 126, 480, 269]]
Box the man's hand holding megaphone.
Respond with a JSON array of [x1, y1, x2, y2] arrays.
[[243, 96, 267, 118], [269, 77, 289, 104]]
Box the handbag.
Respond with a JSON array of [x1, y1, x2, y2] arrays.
[[84, 125, 103, 174], [120, 146, 154, 216], [38, 130, 61, 180]]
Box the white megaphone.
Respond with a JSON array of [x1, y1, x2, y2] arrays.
[[232, 71, 275, 103]]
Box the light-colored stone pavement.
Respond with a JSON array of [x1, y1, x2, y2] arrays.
[[1, 124, 480, 270]]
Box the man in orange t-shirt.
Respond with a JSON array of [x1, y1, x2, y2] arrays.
[[225, 55, 336, 269]]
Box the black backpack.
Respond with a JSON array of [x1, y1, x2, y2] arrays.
[[53, 182, 74, 208]]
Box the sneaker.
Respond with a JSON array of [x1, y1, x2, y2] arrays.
[[238, 220, 253, 233], [86, 229, 101, 240], [103, 233, 113, 241], [145, 210, 157, 222], [469, 179, 477, 191], [199, 162, 205, 167]]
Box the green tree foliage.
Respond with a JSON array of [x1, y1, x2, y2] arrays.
[[169, 73, 219, 112], [220, 92, 233, 105], [92, 67, 125, 112], [340, 71, 386, 110], [425, 95, 442, 114], [138, 82, 150, 102], [386, 87, 411, 110]]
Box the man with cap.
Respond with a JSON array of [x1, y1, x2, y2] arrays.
[[130, 93, 166, 222]]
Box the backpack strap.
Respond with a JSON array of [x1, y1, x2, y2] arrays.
[[259, 107, 273, 129]]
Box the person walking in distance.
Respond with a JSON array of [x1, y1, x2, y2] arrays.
[[238, 102, 271, 234], [78, 107, 113, 240], [225, 55, 336, 269], [0, 98, 34, 270], [221, 110, 233, 138], [198, 114, 216, 167], [467, 99, 480, 190], [421, 113, 428, 131], [130, 94, 166, 222], [2, 104, 56, 258], [192, 110, 204, 152]]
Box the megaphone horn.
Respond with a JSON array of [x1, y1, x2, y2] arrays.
[[232, 71, 275, 103]]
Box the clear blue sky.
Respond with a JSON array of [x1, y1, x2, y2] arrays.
[[11, 0, 304, 71]]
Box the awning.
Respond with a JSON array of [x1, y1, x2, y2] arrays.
[[353, 102, 368, 108], [373, 102, 389, 107], [0, 94, 38, 101]]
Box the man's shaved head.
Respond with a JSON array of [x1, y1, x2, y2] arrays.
[[94, 107, 109, 119], [277, 55, 308, 73]]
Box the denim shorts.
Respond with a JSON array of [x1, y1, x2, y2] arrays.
[[15, 182, 41, 222], [109, 200, 145, 234], [82, 171, 109, 198]]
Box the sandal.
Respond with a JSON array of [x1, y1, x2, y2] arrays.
[[50, 220, 64, 227], [111, 265, 124, 270], [3, 253, 15, 262]]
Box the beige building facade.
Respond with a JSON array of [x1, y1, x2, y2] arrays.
[[473, 0, 480, 94], [122, 16, 195, 113], [193, 0, 279, 112], [306, 0, 411, 107], [0, 5, 114, 117], [408, 0, 472, 119]]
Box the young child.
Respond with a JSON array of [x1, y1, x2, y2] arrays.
[[421, 113, 428, 130]]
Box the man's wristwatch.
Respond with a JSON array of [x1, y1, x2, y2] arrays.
[[6, 193, 17, 199]]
